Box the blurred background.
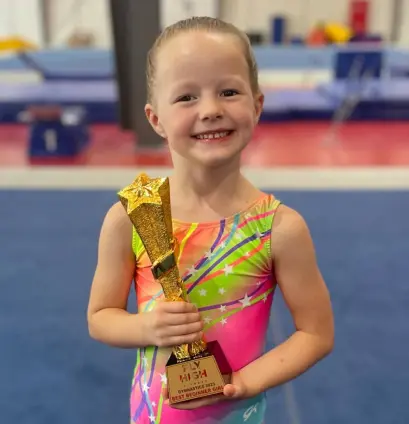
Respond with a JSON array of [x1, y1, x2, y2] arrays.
[[1, 1, 408, 424]]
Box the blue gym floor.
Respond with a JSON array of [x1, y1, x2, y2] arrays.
[[1, 188, 408, 424]]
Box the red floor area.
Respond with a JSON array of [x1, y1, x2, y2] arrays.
[[1, 122, 409, 167]]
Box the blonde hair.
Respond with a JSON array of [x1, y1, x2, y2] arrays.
[[146, 16, 260, 103]]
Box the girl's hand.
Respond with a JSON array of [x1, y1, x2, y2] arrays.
[[163, 371, 248, 410], [145, 300, 204, 348]]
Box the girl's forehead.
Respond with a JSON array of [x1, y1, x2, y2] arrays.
[[157, 31, 243, 61], [155, 32, 246, 75]]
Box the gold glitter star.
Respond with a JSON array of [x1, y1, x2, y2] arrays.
[[118, 173, 167, 215]]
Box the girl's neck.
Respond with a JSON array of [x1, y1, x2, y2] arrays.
[[169, 159, 263, 221], [170, 155, 245, 198]]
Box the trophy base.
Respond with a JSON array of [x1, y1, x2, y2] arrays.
[[166, 341, 232, 405]]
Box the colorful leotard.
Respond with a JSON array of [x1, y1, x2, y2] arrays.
[[130, 193, 281, 423]]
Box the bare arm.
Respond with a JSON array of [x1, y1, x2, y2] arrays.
[[87, 202, 204, 350], [87, 202, 150, 349], [239, 205, 334, 397]]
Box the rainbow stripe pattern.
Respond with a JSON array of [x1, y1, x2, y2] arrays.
[[130, 194, 281, 423]]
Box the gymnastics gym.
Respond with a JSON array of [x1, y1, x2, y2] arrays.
[[1, 1, 408, 423]]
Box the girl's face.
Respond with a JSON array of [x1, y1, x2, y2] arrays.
[[145, 31, 264, 169]]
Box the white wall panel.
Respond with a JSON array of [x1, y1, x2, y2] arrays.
[[48, 0, 112, 47], [0, 0, 44, 46], [220, 0, 394, 43], [160, 0, 219, 29], [0, 0, 404, 49], [396, 0, 409, 45]]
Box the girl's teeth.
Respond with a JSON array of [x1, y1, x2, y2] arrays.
[[196, 131, 229, 140]]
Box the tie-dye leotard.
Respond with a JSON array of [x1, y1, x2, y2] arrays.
[[130, 193, 281, 424]]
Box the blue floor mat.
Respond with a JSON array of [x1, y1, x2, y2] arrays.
[[1, 190, 408, 424], [2, 79, 409, 123], [0, 81, 118, 123], [0, 81, 117, 102], [2, 47, 409, 123]]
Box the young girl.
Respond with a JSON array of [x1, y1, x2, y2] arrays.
[[87, 17, 334, 424]]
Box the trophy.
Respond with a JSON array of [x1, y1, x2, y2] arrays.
[[118, 173, 231, 404]]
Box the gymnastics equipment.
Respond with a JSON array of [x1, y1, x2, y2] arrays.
[[27, 106, 89, 158], [323, 47, 383, 145]]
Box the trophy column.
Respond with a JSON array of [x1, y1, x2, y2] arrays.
[[118, 174, 232, 405]]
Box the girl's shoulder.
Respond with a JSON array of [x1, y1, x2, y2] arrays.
[[270, 203, 314, 260], [102, 201, 133, 232], [99, 201, 134, 252]]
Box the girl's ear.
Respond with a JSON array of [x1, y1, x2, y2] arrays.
[[254, 92, 264, 124], [145, 104, 166, 138]]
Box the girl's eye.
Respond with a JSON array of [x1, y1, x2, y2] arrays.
[[221, 89, 239, 97], [177, 95, 194, 102]]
